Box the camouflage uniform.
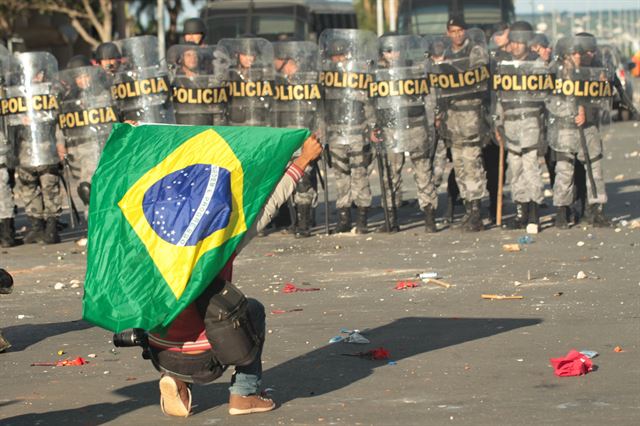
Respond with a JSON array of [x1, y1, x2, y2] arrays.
[[16, 164, 62, 219]]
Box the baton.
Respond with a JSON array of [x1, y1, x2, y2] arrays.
[[372, 137, 391, 231], [318, 152, 330, 235], [61, 156, 81, 229], [494, 129, 505, 226]]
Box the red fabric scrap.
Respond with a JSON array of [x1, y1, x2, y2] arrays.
[[31, 357, 88, 367], [345, 347, 391, 360], [395, 281, 420, 290], [549, 349, 593, 377], [282, 283, 320, 293]]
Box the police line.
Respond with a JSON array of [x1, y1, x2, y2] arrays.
[[58, 106, 118, 129], [0, 95, 58, 116], [493, 73, 612, 97]]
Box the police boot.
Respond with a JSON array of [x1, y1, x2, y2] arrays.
[[295, 204, 312, 238], [355, 207, 368, 235], [334, 208, 352, 233], [424, 205, 437, 233], [463, 200, 483, 232], [43, 217, 61, 244], [23, 217, 45, 244], [444, 194, 455, 224], [375, 209, 399, 233], [555, 206, 570, 229], [508, 202, 529, 230], [589, 204, 612, 228], [527, 202, 540, 234], [0, 218, 18, 248]]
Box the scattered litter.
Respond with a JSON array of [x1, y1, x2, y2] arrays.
[[576, 271, 588, 280], [54, 282, 66, 290], [615, 228, 622, 233], [270, 308, 303, 314], [526, 224, 539, 234], [579, 350, 598, 359], [16, 314, 34, 319], [76, 238, 88, 247], [388, 361, 397, 366], [395, 281, 420, 290], [87, 353, 97, 358], [422, 278, 452, 289], [613, 174, 624, 181], [576, 241, 585, 247], [514, 281, 522, 287], [126, 377, 137, 381], [69, 279, 82, 288], [629, 220, 640, 230], [264, 252, 275, 257], [614, 346, 624, 353], [342, 347, 390, 360], [282, 283, 320, 293], [481, 294, 523, 300], [103, 371, 110, 375], [31, 357, 88, 367], [517, 235, 533, 245], [418, 272, 440, 280], [502, 244, 521, 252], [550, 349, 593, 377], [554, 292, 564, 297], [57, 350, 65, 356], [329, 328, 370, 344]]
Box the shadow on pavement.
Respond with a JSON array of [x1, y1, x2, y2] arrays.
[[2, 319, 93, 352], [1, 316, 540, 424]]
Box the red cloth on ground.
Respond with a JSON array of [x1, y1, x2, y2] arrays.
[[550, 349, 593, 377]]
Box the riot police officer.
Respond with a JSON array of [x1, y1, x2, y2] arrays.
[[94, 42, 122, 79], [433, 18, 490, 232], [319, 29, 377, 234], [273, 41, 322, 237], [6, 52, 63, 244], [493, 21, 549, 232], [547, 33, 614, 228], [57, 55, 116, 220], [371, 34, 437, 233], [0, 45, 17, 247]]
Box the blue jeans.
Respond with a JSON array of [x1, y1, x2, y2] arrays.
[[228, 298, 265, 395]]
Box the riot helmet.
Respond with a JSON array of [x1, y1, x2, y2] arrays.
[[183, 17, 206, 46], [327, 38, 349, 62], [530, 33, 551, 62], [95, 42, 121, 74], [508, 21, 534, 59]]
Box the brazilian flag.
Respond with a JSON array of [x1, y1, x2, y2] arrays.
[[82, 124, 309, 332]]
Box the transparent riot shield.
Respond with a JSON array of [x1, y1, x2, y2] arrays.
[[1, 52, 59, 167], [319, 28, 377, 146], [167, 44, 230, 125], [372, 34, 430, 154], [57, 66, 116, 151], [547, 36, 615, 154], [219, 37, 275, 127], [273, 41, 321, 131], [426, 28, 490, 101], [112, 35, 175, 124]]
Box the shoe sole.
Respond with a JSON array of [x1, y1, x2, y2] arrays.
[[228, 402, 276, 416], [159, 376, 190, 417]]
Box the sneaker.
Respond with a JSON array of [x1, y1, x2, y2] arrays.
[[228, 393, 276, 416]]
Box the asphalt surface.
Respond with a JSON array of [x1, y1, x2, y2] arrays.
[[0, 120, 639, 426]]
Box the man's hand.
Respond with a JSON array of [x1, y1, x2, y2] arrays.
[[124, 120, 139, 126], [57, 145, 67, 163], [293, 133, 322, 171], [575, 106, 586, 127]]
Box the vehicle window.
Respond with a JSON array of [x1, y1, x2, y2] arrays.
[[411, 5, 449, 35], [461, 0, 502, 24]]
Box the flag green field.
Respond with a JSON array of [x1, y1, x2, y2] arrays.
[[82, 124, 309, 332]]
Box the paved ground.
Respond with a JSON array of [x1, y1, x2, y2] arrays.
[[1, 120, 639, 425]]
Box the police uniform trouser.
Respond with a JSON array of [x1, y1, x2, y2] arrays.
[[16, 165, 62, 219], [504, 114, 544, 204], [293, 167, 317, 207], [330, 142, 373, 209], [552, 125, 606, 207], [383, 150, 437, 210], [446, 103, 487, 201], [67, 139, 101, 217], [0, 164, 15, 219]]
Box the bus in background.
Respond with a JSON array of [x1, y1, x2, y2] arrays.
[[398, 0, 515, 36], [201, 0, 357, 43]]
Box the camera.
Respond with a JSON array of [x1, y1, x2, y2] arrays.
[[112, 328, 147, 348]]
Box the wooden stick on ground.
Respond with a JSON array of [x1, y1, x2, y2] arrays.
[[424, 278, 452, 289], [481, 294, 524, 300], [495, 130, 505, 226]]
